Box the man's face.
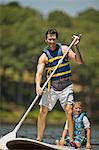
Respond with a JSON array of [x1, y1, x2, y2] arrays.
[[46, 34, 57, 50]]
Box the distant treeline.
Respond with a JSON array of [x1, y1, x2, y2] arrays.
[[0, 2, 99, 118]]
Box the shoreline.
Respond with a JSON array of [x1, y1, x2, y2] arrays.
[[0, 110, 66, 125]]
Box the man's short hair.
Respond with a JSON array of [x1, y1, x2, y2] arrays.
[[45, 28, 58, 39]]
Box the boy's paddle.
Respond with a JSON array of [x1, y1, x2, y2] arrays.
[[0, 35, 81, 149]]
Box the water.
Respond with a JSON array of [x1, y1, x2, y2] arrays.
[[0, 123, 99, 150]]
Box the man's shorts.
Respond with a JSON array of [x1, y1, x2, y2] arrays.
[[39, 84, 74, 111], [64, 135, 86, 147]]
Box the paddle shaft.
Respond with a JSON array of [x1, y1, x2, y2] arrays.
[[14, 36, 78, 133]]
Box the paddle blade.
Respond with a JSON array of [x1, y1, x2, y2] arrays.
[[0, 131, 16, 150]]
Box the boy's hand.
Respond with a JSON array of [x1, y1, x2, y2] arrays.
[[59, 139, 65, 146], [56, 139, 65, 146], [86, 143, 91, 149]]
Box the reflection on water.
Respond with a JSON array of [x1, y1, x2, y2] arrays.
[[0, 124, 99, 150]]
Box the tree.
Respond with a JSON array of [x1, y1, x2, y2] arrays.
[[48, 10, 72, 27], [78, 8, 99, 23]]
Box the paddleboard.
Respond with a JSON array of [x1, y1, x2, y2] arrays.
[[6, 138, 86, 150]]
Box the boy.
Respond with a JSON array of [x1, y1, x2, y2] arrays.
[[56, 101, 91, 149]]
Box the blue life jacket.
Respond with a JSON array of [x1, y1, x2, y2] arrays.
[[43, 43, 72, 81], [73, 112, 87, 136]]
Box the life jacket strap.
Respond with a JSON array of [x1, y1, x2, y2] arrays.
[[47, 68, 53, 92]]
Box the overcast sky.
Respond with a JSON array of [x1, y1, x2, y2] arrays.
[[1, 0, 99, 16]]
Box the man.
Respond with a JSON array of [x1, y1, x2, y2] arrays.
[[35, 28, 83, 147]]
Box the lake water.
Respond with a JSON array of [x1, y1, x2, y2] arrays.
[[0, 123, 99, 150]]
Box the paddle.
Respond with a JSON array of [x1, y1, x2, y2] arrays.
[[0, 35, 80, 150]]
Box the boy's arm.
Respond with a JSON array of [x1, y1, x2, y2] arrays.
[[59, 121, 68, 145], [83, 116, 91, 149], [59, 129, 68, 146], [61, 128, 68, 140], [86, 128, 91, 149]]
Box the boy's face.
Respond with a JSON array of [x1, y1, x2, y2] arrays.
[[73, 103, 82, 115], [45, 33, 57, 50]]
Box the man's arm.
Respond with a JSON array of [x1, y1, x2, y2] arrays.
[[62, 35, 84, 64], [35, 53, 47, 95], [72, 45, 84, 64]]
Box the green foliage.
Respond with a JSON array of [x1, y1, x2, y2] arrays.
[[48, 10, 72, 27], [0, 3, 99, 109], [0, 5, 43, 25], [78, 8, 99, 23], [0, 4, 44, 72], [6, 1, 21, 7]]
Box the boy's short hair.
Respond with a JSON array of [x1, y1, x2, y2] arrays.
[[74, 101, 86, 110], [45, 28, 58, 39], [75, 101, 82, 106]]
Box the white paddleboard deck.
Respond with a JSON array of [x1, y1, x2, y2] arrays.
[[6, 138, 86, 150]]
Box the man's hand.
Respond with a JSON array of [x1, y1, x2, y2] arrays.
[[36, 86, 43, 96], [72, 35, 81, 46]]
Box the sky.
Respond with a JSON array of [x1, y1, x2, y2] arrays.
[[1, 0, 99, 17]]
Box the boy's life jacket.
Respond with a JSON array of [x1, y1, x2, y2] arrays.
[[73, 112, 87, 137], [42, 43, 72, 91]]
